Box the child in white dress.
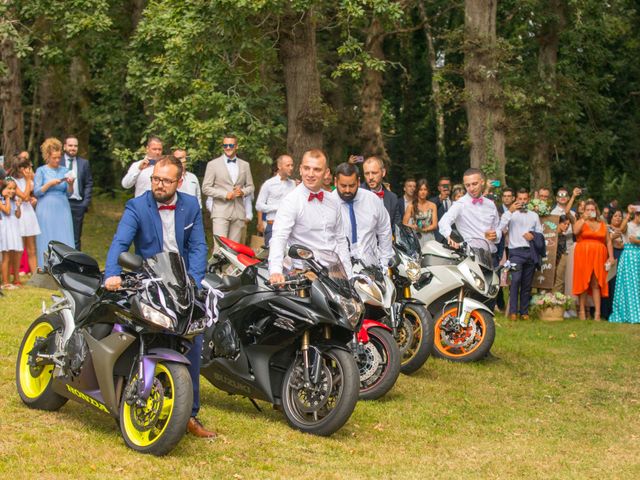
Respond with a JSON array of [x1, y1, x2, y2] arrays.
[[1, 177, 24, 289], [12, 157, 41, 275]]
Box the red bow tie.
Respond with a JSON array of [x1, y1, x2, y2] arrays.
[[471, 197, 484, 205], [308, 191, 324, 202], [374, 190, 384, 199], [158, 205, 177, 211]]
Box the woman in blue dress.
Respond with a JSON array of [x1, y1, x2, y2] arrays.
[[609, 206, 640, 324], [34, 137, 75, 268]]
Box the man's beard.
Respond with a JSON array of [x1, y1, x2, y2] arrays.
[[153, 189, 174, 204], [338, 189, 357, 202]]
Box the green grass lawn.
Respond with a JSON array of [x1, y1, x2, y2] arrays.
[[1, 197, 639, 479]]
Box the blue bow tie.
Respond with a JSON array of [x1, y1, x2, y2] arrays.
[[226, 158, 236, 164]]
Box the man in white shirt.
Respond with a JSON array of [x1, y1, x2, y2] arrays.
[[174, 148, 202, 208], [332, 162, 393, 267], [438, 168, 502, 252], [498, 189, 543, 320], [256, 154, 296, 247], [62, 136, 93, 249], [268, 150, 352, 284], [121, 136, 163, 197]]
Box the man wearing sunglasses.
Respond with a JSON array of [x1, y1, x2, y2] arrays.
[[202, 135, 254, 243]]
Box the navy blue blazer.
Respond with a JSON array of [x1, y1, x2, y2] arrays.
[[62, 155, 93, 210], [104, 191, 208, 286]]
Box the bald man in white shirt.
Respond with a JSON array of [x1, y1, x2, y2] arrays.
[[268, 150, 352, 284], [332, 162, 393, 267]]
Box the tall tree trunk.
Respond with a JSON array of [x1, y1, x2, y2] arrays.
[[463, 0, 506, 182], [278, 9, 324, 163], [418, 1, 446, 175], [530, 1, 565, 191], [359, 17, 389, 163], [1, 28, 25, 161]]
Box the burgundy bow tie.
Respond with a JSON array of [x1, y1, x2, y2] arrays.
[[158, 205, 177, 211], [374, 190, 384, 199], [471, 197, 484, 205], [308, 191, 324, 202]]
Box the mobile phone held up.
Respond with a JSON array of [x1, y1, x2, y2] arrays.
[[353, 155, 364, 164], [490, 179, 501, 188]]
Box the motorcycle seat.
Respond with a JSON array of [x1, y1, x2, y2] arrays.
[[60, 271, 102, 297], [203, 273, 243, 292], [219, 236, 256, 258], [49, 241, 101, 275]]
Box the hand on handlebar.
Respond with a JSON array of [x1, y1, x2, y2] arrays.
[[269, 273, 286, 285], [447, 237, 460, 250], [104, 276, 122, 291]]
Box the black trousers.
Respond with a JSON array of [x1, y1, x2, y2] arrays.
[[69, 200, 87, 250]]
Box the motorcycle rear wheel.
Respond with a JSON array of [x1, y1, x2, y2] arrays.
[[120, 361, 192, 456], [16, 314, 68, 411], [357, 327, 401, 400], [432, 307, 495, 362], [281, 347, 359, 436], [397, 304, 434, 375]]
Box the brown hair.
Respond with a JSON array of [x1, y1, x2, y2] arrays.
[[155, 155, 183, 179], [40, 137, 63, 162], [584, 199, 601, 218], [412, 179, 430, 217]]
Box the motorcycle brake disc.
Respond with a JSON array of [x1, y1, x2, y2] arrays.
[[357, 342, 383, 382], [291, 364, 333, 413], [441, 318, 478, 349]]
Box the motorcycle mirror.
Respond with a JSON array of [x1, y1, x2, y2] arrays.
[[288, 244, 314, 260], [118, 252, 143, 271]]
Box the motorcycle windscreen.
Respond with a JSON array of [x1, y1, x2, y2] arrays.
[[393, 224, 421, 259], [466, 238, 495, 270], [143, 252, 193, 313], [315, 250, 353, 298]]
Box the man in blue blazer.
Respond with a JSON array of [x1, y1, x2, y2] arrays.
[[62, 136, 93, 250], [104, 156, 215, 438]]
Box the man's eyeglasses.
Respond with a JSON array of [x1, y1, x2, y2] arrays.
[[151, 176, 178, 187], [222, 143, 236, 148]]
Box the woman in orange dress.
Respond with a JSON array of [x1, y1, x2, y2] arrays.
[[573, 200, 614, 320]]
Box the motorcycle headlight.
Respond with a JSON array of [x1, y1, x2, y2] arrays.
[[406, 260, 422, 283], [471, 271, 486, 292], [140, 302, 177, 331], [337, 296, 363, 329], [354, 278, 383, 305]]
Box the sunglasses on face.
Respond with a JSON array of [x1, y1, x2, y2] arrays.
[[557, 193, 568, 198], [222, 143, 236, 148]]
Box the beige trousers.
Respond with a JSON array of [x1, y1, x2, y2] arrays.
[[212, 217, 245, 244]]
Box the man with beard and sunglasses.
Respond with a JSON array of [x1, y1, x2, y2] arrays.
[[104, 155, 215, 439], [332, 162, 394, 268]]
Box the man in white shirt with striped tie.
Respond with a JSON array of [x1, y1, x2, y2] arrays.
[[332, 162, 393, 268], [268, 150, 352, 284]]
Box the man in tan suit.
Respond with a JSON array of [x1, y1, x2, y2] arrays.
[[202, 135, 254, 242]]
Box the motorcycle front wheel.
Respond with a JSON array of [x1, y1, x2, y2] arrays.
[[16, 314, 68, 411], [120, 361, 192, 456], [281, 347, 359, 436], [396, 304, 434, 375], [357, 327, 401, 400], [432, 307, 495, 362]]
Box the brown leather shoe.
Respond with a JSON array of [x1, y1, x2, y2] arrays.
[[521, 314, 530, 321], [509, 314, 518, 321], [187, 417, 217, 439]]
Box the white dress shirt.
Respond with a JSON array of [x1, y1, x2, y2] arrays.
[[498, 209, 543, 249], [256, 175, 297, 221], [122, 159, 154, 197], [439, 194, 502, 252], [225, 155, 239, 184], [178, 171, 202, 208], [157, 195, 179, 253], [64, 155, 82, 200], [268, 184, 352, 276], [332, 189, 394, 267]]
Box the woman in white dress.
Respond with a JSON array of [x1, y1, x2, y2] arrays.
[[11, 156, 41, 275]]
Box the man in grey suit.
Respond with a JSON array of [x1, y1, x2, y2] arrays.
[[202, 135, 254, 242]]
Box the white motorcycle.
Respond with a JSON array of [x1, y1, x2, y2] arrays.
[[395, 225, 498, 362]]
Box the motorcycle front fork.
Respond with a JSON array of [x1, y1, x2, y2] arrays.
[[455, 288, 474, 328], [301, 330, 325, 386]]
